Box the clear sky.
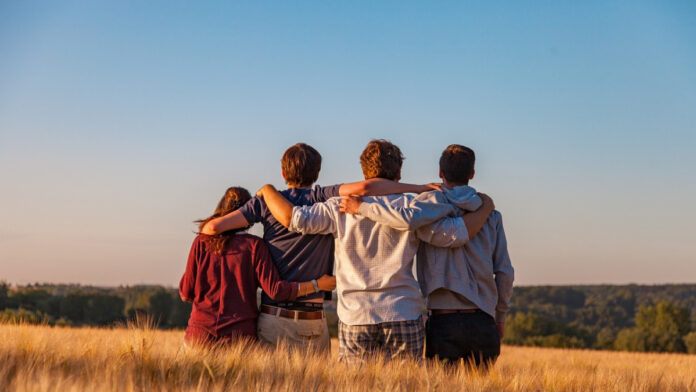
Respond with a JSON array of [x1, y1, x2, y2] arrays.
[[1, 1, 694, 287]]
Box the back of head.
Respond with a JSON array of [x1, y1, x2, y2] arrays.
[[196, 187, 252, 255], [360, 139, 404, 181], [439, 144, 475, 185], [281, 143, 322, 187]]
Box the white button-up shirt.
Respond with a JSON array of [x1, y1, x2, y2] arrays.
[[289, 194, 469, 326]]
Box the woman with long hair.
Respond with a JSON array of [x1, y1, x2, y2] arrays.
[[179, 186, 335, 346]]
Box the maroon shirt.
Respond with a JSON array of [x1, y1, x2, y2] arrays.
[[179, 233, 299, 338]]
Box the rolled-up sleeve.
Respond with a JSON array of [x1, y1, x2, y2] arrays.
[[492, 212, 514, 322], [289, 202, 337, 235], [416, 216, 469, 248]]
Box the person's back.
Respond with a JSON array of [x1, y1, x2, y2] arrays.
[[415, 186, 512, 322], [294, 194, 429, 326], [351, 144, 514, 368], [182, 233, 286, 341], [239, 185, 340, 306]]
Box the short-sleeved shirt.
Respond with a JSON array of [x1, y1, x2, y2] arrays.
[[238, 185, 340, 305]]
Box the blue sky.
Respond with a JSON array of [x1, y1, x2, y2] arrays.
[[1, 1, 695, 286]]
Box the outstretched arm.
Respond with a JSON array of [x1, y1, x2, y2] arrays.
[[339, 191, 470, 231], [200, 210, 249, 235], [338, 178, 440, 197], [340, 192, 494, 241], [258, 184, 337, 235], [256, 184, 295, 228]]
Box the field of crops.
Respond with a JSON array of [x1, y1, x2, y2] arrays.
[[1, 322, 695, 391]]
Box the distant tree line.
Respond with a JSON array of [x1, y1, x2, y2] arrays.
[[0, 282, 191, 328], [504, 285, 696, 354], [2, 282, 695, 354]]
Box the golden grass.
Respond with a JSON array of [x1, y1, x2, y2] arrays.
[[1, 322, 695, 391]]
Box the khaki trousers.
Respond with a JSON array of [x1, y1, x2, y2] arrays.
[[257, 311, 330, 353]]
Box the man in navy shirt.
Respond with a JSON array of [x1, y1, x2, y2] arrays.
[[202, 143, 434, 352]]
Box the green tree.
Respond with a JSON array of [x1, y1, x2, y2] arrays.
[[504, 312, 562, 345], [614, 327, 649, 352], [168, 296, 192, 328], [0, 282, 8, 309], [148, 289, 174, 326], [683, 332, 696, 354], [84, 294, 125, 325], [594, 327, 616, 349], [615, 302, 690, 353], [59, 292, 89, 323]]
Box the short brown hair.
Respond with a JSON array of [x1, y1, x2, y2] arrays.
[[439, 144, 475, 184], [281, 143, 322, 187], [360, 139, 404, 180]]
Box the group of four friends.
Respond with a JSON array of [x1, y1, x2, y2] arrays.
[[179, 139, 514, 366]]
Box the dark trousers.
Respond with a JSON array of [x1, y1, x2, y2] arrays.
[[425, 311, 500, 368]]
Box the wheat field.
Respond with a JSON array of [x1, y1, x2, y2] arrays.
[[1, 322, 694, 392]]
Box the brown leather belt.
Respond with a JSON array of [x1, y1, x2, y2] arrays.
[[260, 305, 324, 320], [431, 309, 482, 316]]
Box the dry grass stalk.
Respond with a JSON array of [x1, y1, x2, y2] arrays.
[[0, 321, 694, 391]]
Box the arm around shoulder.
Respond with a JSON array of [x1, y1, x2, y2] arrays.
[[201, 210, 250, 235]]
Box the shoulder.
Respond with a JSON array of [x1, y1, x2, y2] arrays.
[[311, 184, 341, 202], [193, 234, 210, 245], [234, 232, 263, 245], [238, 196, 265, 218], [489, 210, 503, 226], [229, 232, 267, 254], [191, 234, 209, 253]]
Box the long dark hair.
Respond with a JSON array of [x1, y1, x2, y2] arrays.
[[195, 187, 252, 255]]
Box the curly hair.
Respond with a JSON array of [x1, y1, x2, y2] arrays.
[[359, 139, 404, 180]]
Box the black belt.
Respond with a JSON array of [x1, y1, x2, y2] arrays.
[[430, 308, 483, 316]]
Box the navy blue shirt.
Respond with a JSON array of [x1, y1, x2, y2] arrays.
[[238, 184, 340, 304]]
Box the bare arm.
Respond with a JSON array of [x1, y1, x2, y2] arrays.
[[256, 184, 294, 228], [296, 275, 337, 297], [338, 178, 440, 197], [200, 210, 249, 235], [461, 193, 495, 240]]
